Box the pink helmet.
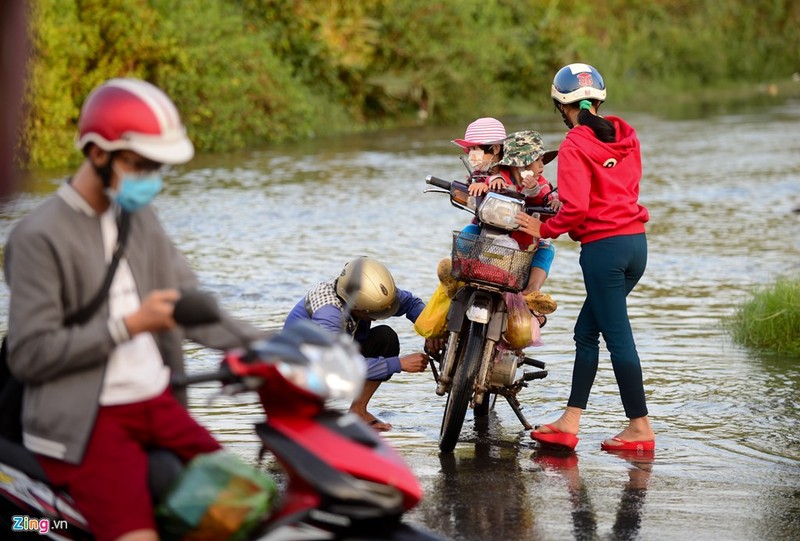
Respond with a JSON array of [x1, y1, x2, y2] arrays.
[[76, 78, 194, 164], [452, 117, 507, 152]]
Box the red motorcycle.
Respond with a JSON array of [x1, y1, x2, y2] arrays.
[[0, 289, 446, 540]]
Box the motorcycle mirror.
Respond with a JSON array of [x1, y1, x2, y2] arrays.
[[174, 289, 221, 326], [459, 154, 473, 173]]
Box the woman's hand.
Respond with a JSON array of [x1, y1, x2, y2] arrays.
[[515, 212, 542, 237], [468, 182, 489, 196]]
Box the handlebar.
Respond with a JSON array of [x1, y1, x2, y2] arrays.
[[171, 364, 234, 388], [525, 205, 558, 217], [426, 175, 451, 190], [426, 174, 558, 218]]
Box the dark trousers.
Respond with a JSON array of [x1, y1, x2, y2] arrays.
[[568, 234, 649, 419], [358, 325, 400, 362]]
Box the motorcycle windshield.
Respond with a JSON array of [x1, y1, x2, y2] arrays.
[[275, 339, 366, 402]]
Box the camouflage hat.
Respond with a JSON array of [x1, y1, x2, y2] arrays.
[[498, 130, 557, 167]]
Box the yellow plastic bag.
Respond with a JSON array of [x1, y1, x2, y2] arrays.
[[414, 283, 451, 339]]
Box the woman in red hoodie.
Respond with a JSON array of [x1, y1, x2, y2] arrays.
[[516, 63, 655, 452]]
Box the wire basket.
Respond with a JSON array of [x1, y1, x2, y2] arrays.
[[450, 231, 533, 292]]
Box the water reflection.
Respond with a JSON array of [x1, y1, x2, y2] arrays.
[[533, 449, 653, 541], [419, 418, 535, 541]]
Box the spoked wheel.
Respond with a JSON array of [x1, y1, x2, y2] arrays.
[[439, 321, 486, 453]]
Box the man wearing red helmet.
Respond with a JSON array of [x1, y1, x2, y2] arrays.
[[3, 78, 265, 541]]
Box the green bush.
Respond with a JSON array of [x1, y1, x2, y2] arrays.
[[23, 0, 183, 168], [151, 0, 331, 151], [728, 278, 800, 356], [18, 0, 800, 169]]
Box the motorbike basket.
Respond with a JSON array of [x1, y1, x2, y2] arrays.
[[450, 231, 533, 292]]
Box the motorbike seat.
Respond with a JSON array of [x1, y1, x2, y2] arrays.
[[0, 435, 47, 481], [147, 448, 184, 502], [0, 436, 183, 503]]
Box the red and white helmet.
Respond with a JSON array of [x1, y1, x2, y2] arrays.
[[76, 78, 194, 165]]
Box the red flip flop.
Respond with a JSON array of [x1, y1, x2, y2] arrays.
[[600, 437, 655, 452], [531, 424, 579, 450]]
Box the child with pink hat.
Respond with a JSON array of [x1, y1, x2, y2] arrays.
[[452, 117, 507, 180]]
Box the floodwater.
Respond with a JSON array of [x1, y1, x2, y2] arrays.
[[1, 95, 799, 540]]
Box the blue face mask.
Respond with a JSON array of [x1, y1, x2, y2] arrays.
[[110, 174, 163, 212]]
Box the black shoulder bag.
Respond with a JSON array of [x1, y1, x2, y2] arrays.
[[0, 212, 131, 442]]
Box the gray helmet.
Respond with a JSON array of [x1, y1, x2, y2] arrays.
[[336, 257, 400, 320], [498, 130, 557, 167]]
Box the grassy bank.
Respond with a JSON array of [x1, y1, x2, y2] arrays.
[[17, 0, 800, 169], [728, 278, 800, 356]]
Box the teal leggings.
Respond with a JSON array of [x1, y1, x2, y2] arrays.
[[567, 234, 648, 418]]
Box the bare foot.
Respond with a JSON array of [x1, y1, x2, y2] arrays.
[[360, 412, 392, 432], [602, 416, 655, 448]]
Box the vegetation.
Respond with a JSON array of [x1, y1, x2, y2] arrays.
[[728, 278, 800, 356], [18, 0, 800, 169]]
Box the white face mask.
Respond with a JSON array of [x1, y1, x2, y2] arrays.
[[468, 149, 485, 170]]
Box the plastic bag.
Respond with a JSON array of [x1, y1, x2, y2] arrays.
[[157, 451, 278, 541], [478, 234, 520, 264], [414, 283, 451, 339], [503, 292, 534, 349], [530, 311, 543, 347]]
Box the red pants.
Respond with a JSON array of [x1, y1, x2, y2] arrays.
[[37, 389, 221, 541]]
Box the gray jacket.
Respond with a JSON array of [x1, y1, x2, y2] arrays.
[[4, 184, 265, 464]]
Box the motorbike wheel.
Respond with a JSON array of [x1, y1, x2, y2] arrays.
[[473, 392, 494, 418], [439, 320, 485, 453]]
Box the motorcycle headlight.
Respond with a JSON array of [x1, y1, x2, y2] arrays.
[[477, 193, 524, 230], [275, 337, 365, 401]]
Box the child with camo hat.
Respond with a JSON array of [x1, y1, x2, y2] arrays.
[[468, 130, 562, 314]]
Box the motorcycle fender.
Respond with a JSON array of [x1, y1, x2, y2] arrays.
[[486, 298, 507, 342], [464, 292, 494, 324], [446, 293, 467, 332], [447, 289, 504, 338]]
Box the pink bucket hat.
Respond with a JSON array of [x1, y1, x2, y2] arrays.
[[452, 117, 507, 152]]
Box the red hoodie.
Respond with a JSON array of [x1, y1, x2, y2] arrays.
[[539, 115, 649, 244]]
